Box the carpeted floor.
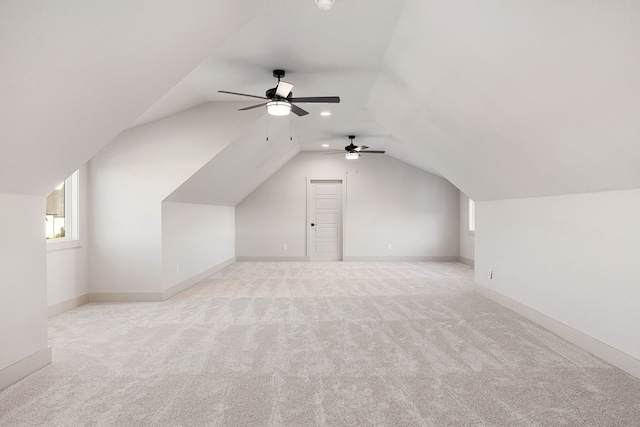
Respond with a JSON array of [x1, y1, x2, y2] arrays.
[[1, 262, 639, 426]]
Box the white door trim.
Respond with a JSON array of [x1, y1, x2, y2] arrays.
[[306, 176, 347, 261]]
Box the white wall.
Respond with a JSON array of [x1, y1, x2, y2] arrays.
[[0, 194, 48, 372], [236, 152, 460, 260], [46, 165, 89, 312], [459, 192, 475, 265], [88, 102, 261, 297], [47, 248, 88, 311], [475, 188, 640, 361], [162, 202, 235, 292]]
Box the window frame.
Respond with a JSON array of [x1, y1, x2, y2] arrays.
[[46, 170, 81, 250], [468, 197, 475, 235]]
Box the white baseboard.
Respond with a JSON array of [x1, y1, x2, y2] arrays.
[[89, 258, 237, 303], [343, 256, 460, 262], [236, 256, 460, 262], [236, 256, 310, 262], [163, 257, 235, 300], [0, 347, 52, 391], [89, 292, 164, 303], [48, 294, 90, 318], [458, 256, 474, 267], [474, 283, 640, 380]]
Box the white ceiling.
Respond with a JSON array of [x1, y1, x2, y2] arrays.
[[368, 0, 640, 200], [131, 0, 406, 157], [3, 0, 640, 200], [164, 114, 301, 206], [0, 0, 249, 195]]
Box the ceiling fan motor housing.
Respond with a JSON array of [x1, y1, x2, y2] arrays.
[[346, 136, 356, 152], [268, 70, 290, 99], [265, 87, 292, 100]]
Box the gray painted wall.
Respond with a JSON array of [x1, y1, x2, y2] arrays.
[[236, 151, 460, 260]]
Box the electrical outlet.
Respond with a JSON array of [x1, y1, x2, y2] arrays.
[[387, 244, 392, 250], [282, 244, 287, 250], [488, 269, 493, 279]]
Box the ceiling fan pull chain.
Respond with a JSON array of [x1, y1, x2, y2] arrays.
[[290, 115, 293, 141], [266, 114, 269, 141]]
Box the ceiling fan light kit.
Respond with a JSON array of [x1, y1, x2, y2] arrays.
[[315, 0, 334, 10], [345, 152, 360, 160], [266, 100, 291, 116]]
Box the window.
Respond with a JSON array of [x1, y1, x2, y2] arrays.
[[468, 198, 475, 233], [46, 170, 79, 242]]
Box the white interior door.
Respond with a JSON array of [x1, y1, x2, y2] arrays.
[[309, 180, 343, 261]]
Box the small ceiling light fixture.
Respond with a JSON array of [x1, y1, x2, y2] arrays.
[[320, 111, 331, 116], [266, 100, 291, 116], [322, 144, 330, 148], [345, 152, 360, 160], [315, 0, 335, 11]]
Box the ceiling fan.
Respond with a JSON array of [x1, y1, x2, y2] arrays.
[[218, 69, 340, 117], [325, 135, 386, 159]]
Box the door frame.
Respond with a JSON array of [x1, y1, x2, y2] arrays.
[[306, 176, 347, 261]]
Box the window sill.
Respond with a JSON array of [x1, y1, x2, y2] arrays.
[[46, 239, 83, 251]]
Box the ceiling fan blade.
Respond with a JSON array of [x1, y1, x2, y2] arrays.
[[218, 90, 268, 100], [354, 145, 369, 152], [361, 150, 386, 154], [290, 104, 309, 116], [275, 81, 294, 98], [238, 102, 268, 111], [289, 96, 340, 104]]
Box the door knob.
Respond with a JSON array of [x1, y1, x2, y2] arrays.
[[311, 223, 315, 227]]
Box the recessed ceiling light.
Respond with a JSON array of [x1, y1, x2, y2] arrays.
[[315, 0, 335, 11], [322, 144, 330, 148], [320, 111, 331, 116]]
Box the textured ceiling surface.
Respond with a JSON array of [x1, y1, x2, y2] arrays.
[[2, 0, 640, 200]]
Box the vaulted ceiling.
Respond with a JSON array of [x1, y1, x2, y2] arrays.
[[3, 0, 639, 201]]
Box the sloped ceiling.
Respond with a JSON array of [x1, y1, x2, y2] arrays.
[[165, 115, 301, 206], [367, 0, 640, 200], [0, 0, 249, 195], [3, 0, 640, 201]]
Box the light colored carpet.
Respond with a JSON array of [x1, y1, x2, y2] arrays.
[[1, 262, 639, 426]]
